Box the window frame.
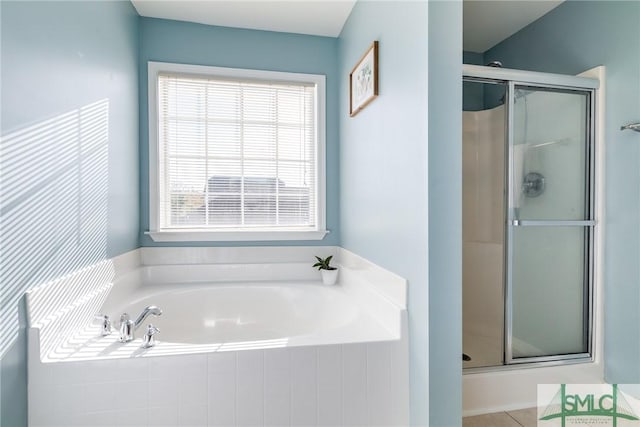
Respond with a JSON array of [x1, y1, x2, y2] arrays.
[[146, 61, 327, 242]]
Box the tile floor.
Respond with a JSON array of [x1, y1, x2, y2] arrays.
[[463, 408, 538, 427]]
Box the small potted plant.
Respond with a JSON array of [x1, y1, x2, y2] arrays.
[[313, 255, 339, 285]]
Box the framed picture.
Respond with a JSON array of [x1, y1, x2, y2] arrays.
[[349, 41, 379, 117]]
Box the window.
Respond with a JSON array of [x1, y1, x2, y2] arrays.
[[147, 62, 327, 241]]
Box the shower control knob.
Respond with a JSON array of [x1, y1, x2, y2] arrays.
[[523, 172, 545, 197]]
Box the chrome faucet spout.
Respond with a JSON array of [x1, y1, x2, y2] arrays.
[[119, 305, 162, 343], [134, 305, 162, 330]]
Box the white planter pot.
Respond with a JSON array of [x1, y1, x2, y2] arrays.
[[320, 269, 339, 285]]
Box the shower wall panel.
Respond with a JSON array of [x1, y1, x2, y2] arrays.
[[462, 105, 505, 368]]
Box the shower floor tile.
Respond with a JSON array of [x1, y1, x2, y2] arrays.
[[463, 408, 537, 427], [506, 408, 538, 426]]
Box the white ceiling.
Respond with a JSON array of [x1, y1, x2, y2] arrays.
[[131, 0, 357, 38], [132, 0, 563, 51], [464, 0, 564, 53]]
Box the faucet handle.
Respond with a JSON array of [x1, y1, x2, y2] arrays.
[[95, 314, 112, 336], [119, 313, 134, 343], [141, 324, 160, 349]]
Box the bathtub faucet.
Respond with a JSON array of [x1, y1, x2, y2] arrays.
[[119, 305, 163, 343]]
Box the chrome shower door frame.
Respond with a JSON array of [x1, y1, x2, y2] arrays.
[[463, 64, 598, 367]]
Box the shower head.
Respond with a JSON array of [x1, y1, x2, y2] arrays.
[[486, 61, 503, 68]]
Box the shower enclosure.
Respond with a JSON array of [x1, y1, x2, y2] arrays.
[[462, 64, 598, 369]]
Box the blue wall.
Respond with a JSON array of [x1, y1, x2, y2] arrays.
[[0, 1, 140, 425], [462, 51, 486, 112], [138, 18, 340, 247], [338, 1, 431, 424], [463, 51, 483, 65], [485, 0, 640, 385], [429, 2, 463, 426], [463, 51, 506, 112]]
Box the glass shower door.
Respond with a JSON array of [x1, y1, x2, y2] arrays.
[[506, 84, 595, 363], [462, 80, 507, 368]]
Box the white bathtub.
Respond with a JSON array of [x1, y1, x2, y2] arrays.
[[27, 246, 409, 427], [100, 282, 394, 349]]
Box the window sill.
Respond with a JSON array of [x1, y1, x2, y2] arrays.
[[145, 229, 330, 242]]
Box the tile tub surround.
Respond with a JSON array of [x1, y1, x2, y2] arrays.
[[29, 341, 408, 427], [27, 246, 409, 426]]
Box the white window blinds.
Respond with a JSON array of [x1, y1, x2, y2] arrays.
[[157, 73, 318, 231]]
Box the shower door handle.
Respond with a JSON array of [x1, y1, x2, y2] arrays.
[[511, 220, 596, 227]]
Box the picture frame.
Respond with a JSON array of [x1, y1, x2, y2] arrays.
[[349, 41, 379, 117]]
